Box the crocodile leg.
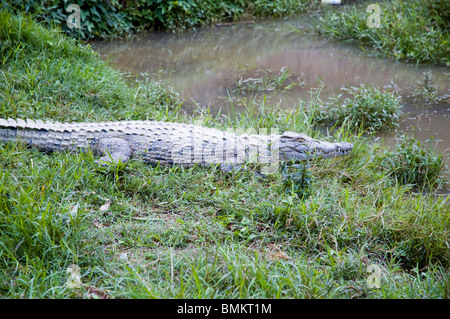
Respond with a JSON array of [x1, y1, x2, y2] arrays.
[[95, 137, 133, 164]]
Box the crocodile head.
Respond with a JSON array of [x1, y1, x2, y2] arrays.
[[278, 131, 353, 161]]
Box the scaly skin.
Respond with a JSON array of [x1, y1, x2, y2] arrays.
[[0, 119, 353, 168]]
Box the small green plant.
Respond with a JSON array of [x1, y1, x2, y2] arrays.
[[378, 135, 447, 190], [312, 85, 403, 133], [412, 72, 440, 105], [281, 161, 314, 199]]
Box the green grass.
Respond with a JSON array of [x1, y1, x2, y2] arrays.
[[0, 11, 449, 299], [309, 0, 450, 66]]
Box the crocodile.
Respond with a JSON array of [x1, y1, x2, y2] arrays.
[[0, 118, 353, 170]]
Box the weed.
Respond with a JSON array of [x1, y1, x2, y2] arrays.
[[281, 161, 314, 199], [311, 84, 403, 133], [411, 72, 441, 106], [377, 135, 447, 190]]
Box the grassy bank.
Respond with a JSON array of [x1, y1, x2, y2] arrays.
[[1, 11, 449, 299], [310, 0, 450, 65]]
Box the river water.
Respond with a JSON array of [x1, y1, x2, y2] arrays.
[[91, 18, 449, 192]]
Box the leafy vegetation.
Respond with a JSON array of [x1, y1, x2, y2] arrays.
[[310, 0, 450, 65], [2, 0, 321, 38], [0, 10, 448, 299]]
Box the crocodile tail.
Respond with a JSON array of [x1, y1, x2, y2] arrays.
[[0, 118, 89, 152]]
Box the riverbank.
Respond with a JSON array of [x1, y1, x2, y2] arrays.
[[0, 10, 449, 298]]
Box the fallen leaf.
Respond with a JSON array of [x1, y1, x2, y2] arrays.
[[69, 203, 79, 219], [100, 200, 111, 212]]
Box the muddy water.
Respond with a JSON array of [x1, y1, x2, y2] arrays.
[[91, 19, 449, 190]]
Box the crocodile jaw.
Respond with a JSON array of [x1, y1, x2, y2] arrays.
[[278, 132, 353, 161]]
